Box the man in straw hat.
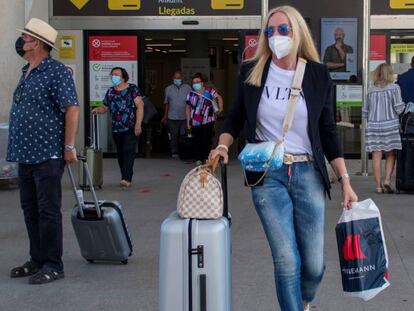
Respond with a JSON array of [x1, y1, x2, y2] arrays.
[[7, 18, 79, 284]]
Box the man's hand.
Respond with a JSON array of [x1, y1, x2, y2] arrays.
[[161, 116, 168, 125], [64, 149, 77, 163]]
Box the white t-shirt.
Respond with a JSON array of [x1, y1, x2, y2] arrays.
[[255, 61, 313, 155]]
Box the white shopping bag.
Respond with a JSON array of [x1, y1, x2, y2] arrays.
[[335, 199, 390, 301]]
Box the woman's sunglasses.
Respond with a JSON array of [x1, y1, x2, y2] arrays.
[[263, 23, 291, 38]]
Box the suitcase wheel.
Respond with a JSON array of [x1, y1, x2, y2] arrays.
[[121, 259, 128, 265], [87, 259, 94, 263]]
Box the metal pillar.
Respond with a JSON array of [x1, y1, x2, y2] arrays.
[[262, 0, 268, 22], [358, 0, 371, 176]]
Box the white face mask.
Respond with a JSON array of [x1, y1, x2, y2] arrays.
[[268, 36, 293, 59]]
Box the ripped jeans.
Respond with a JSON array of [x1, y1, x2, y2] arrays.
[[251, 161, 326, 311]]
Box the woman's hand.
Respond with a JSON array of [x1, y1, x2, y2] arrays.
[[209, 146, 229, 164], [91, 107, 100, 114], [186, 122, 192, 130], [134, 124, 142, 136], [341, 180, 358, 209]]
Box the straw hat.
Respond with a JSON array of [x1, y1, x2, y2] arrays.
[[17, 18, 58, 50]]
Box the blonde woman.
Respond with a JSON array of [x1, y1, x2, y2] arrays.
[[364, 63, 405, 193], [209, 6, 357, 311]]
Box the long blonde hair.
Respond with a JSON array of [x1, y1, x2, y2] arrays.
[[372, 63, 394, 87], [245, 6, 320, 87]]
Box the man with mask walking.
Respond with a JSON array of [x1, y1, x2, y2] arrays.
[[7, 18, 79, 284], [162, 70, 191, 158]]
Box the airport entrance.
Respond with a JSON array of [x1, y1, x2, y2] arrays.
[[85, 30, 246, 157]]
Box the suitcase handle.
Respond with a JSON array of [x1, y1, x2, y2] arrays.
[[91, 113, 100, 149], [219, 158, 230, 222], [67, 156, 102, 219], [200, 274, 207, 311]]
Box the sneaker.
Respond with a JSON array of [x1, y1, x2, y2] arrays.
[[304, 304, 310, 311], [28, 266, 64, 285], [171, 154, 179, 159], [10, 260, 41, 278]]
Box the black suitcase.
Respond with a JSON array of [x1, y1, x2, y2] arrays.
[[396, 135, 414, 193]]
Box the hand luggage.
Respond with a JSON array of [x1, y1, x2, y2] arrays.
[[179, 133, 196, 160], [159, 159, 231, 311], [68, 156, 133, 264], [79, 113, 103, 189], [396, 135, 414, 193]]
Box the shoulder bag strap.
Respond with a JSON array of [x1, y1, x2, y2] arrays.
[[282, 57, 307, 137]]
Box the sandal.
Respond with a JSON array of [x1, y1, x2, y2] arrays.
[[10, 261, 41, 278], [383, 184, 394, 194], [375, 187, 384, 194], [28, 266, 64, 285]]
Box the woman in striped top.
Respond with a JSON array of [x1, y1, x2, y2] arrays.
[[363, 63, 405, 193]]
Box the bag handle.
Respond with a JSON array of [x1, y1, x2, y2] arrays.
[[282, 57, 307, 137], [67, 156, 102, 219], [201, 155, 220, 173]]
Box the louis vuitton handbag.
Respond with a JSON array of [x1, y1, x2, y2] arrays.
[[177, 157, 223, 219]]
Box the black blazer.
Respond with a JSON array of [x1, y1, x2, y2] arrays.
[[222, 58, 343, 196]]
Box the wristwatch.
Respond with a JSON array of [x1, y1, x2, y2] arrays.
[[64, 144, 76, 152]]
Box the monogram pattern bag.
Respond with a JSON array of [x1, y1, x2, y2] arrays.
[[177, 157, 223, 219]]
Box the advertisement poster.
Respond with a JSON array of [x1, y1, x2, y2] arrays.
[[243, 35, 258, 60], [89, 35, 138, 107], [370, 34, 386, 71], [321, 18, 358, 81]]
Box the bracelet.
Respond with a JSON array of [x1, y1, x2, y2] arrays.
[[337, 173, 350, 183], [216, 144, 229, 153], [64, 144, 76, 152]]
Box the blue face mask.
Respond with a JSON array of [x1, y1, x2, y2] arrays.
[[173, 79, 182, 86], [111, 75, 122, 86], [193, 83, 202, 91]]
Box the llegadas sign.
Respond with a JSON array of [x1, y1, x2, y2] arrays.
[[53, 0, 261, 16]]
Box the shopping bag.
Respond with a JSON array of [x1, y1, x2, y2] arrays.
[[335, 199, 390, 301]]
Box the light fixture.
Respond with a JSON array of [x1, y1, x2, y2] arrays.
[[145, 50, 153, 53], [162, 50, 168, 54], [146, 43, 173, 47], [222, 38, 239, 41], [233, 44, 239, 47], [155, 49, 161, 52], [146, 46, 153, 50], [145, 38, 153, 41], [168, 49, 187, 53], [173, 38, 186, 41]]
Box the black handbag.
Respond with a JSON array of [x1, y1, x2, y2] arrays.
[[142, 96, 157, 124]]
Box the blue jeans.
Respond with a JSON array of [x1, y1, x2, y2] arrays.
[[251, 161, 326, 311]]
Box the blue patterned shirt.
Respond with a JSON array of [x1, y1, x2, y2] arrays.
[[7, 56, 79, 164]]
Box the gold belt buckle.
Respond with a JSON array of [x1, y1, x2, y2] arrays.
[[283, 153, 294, 165]]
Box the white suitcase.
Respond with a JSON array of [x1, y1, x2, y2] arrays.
[[159, 161, 231, 311]]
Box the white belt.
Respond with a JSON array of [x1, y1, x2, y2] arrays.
[[283, 153, 314, 165]]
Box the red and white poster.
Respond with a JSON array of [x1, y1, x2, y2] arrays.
[[369, 34, 386, 71], [244, 35, 258, 60], [89, 35, 139, 106]]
